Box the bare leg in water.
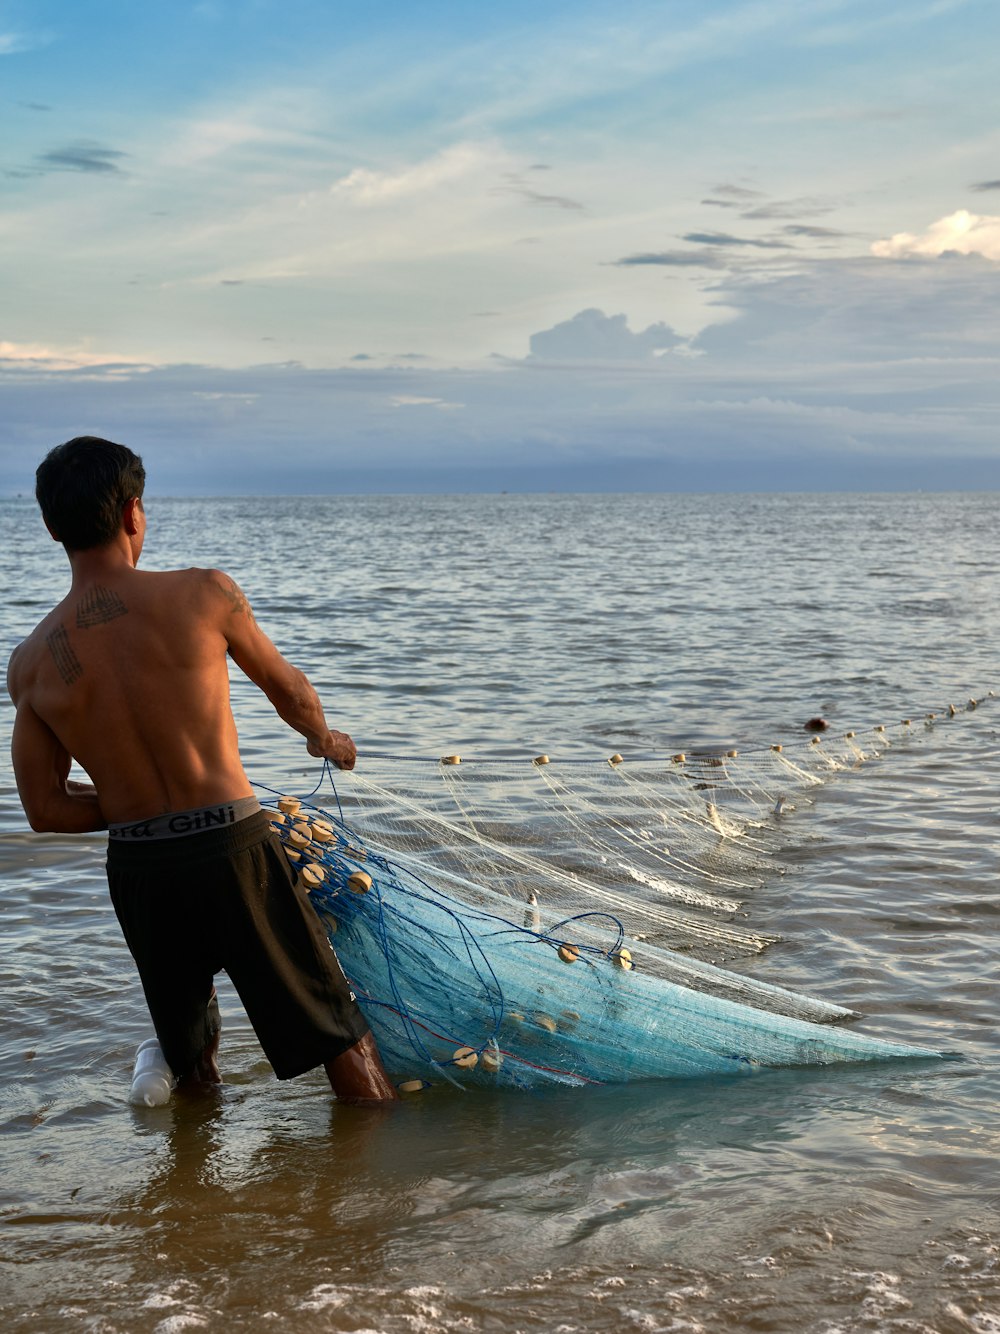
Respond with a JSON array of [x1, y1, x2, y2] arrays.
[[175, 990, 223, 1093], [325, 1030, 399, 1104], [170, 997, 397, 1102]]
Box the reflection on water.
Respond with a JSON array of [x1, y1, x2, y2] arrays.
[[3, 1068, 998, 1330], [2, 493, 999, 1330]]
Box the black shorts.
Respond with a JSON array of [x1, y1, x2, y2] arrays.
[[107, 810, 369, 1080]]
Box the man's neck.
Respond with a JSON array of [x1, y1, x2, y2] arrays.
[[66, 536, 138, 586]]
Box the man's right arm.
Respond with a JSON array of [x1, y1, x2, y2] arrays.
[[207, 571, 357, 770], [8, 696, 106, 833]]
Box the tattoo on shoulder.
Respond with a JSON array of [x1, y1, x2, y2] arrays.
[[46, 624, 83, 686], [76, 585, 128, 629], [214, 575, 257, 625]]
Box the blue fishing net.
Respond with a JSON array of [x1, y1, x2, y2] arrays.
[[257, 711, 969, 1089]]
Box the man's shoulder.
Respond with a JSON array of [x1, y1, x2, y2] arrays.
[[152, 567, 250, 625], [141, 564, 221, 581], [22, 598, 69, 638], [140, 566, 233, 597], [7, 606, 66, 697]]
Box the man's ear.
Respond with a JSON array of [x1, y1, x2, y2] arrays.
[[123, 496, 142, 536]]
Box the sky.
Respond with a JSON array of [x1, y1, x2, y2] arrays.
[[2, 0, 1000, 493]]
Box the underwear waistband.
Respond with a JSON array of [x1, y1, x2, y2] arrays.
[[108, 796, 262, 842]]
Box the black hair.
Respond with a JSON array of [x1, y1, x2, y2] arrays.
[[35, 436, 146, 551]]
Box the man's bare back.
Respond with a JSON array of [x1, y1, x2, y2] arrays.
[[8, 495, 355, 831]]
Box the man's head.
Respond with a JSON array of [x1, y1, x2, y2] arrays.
[[36, 436, 146, 552]]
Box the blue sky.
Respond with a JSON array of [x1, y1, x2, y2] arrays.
[[3, 0, 1000, 492]]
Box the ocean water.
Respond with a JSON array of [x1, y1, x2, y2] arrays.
[[1, 491, 999, 1332]]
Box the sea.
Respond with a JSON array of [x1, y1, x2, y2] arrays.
[[1, 491, 998, 1333]]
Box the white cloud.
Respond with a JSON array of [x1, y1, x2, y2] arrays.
[[192, 390, 259, 402], [391, 395, 463, 410], [528, 309, 684, 361], [872, 210, 1000, 261], [331, 143, 496, 206], [1, 32, 32, 54], [695, 255, 1000, 364], [0, 340, 151, 373]]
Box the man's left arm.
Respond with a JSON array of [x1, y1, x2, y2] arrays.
[[210, 571, 357, 770], [9, 700, 106, 833]]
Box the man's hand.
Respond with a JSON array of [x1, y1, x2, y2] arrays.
[[307, 730, 357, 770]]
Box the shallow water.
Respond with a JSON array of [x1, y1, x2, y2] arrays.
[[2, 492, 999, 1332]]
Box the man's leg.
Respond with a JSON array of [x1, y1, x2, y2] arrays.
[[175, 988, 223, 1092], [109, 868, 224, 1093], [324, 1030, 399, 1104]]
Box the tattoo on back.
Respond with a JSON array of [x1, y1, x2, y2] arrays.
[[76, 585, 128, 628], [46, 624, 83, 685]]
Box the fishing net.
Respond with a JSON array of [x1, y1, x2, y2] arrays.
[[258, 699, 989, 1090]]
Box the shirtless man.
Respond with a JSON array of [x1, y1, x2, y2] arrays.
[[7, 436, 398, 1103]]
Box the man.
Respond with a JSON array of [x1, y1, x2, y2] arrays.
[[7, 436, 397, 1103]]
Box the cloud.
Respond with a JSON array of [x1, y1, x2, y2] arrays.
[[614, 250, 727, 269], [0, 340, 150, 373], [694, 255, 1000, 365], [971, 180, 1000, 193], [193, 390, 259, 402], [782, 224, 848, 239], [1, 32, 39, 55], [3, 257, 1000, 497], [740, 198, 835, 221], [495, 173, 585, 211], [682, 231, 793, 250], [36, 141, 127, 174], [331, 143, 491, 206], [498, 185, 585, 211], [871, 210, 1000, 261], [528, 308, 683, 361], [708, 184, 765, 201], [391, 394, 462, 409]]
